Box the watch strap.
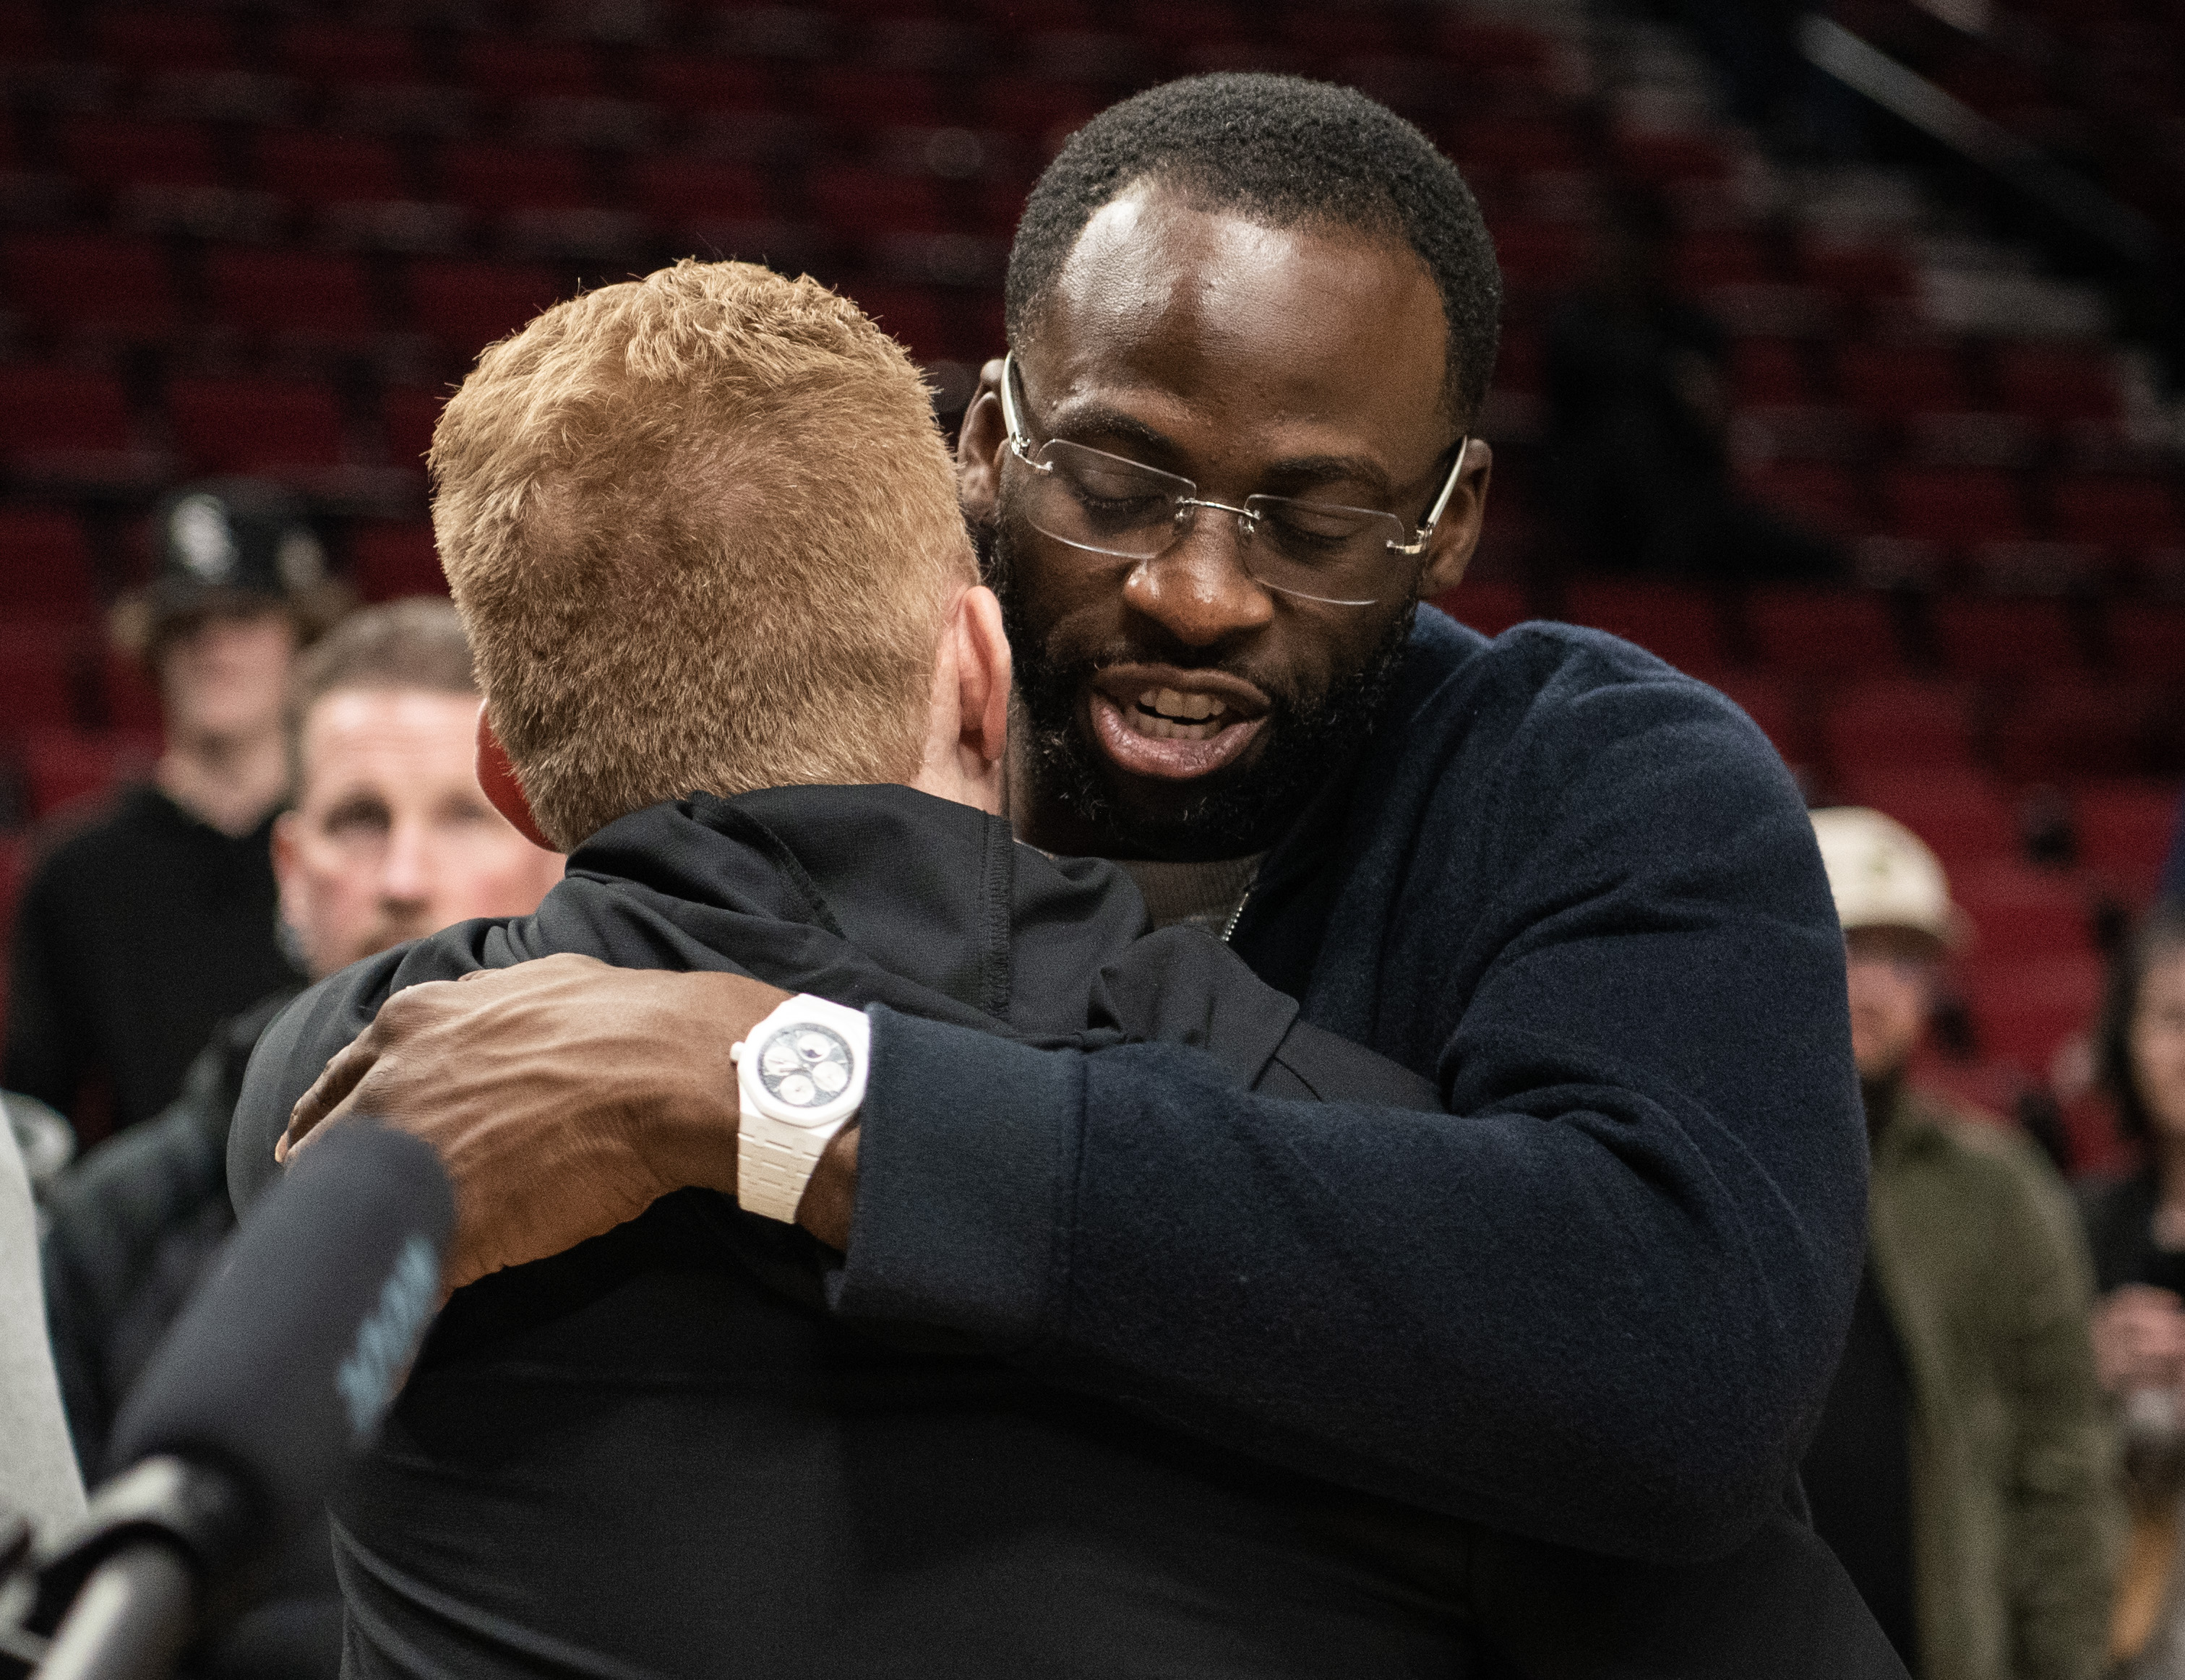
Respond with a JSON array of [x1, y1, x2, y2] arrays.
[[738, 1116, 833, 1223]]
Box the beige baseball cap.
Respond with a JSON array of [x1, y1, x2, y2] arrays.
[[1810, 806, 1961, 947]]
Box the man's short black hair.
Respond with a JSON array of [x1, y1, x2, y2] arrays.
[[1005, 73, 1502, 426]]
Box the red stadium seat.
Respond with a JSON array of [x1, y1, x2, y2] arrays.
[[405, 260, 563, 360], [1837, 342, 1967, 419], [637, 53, 776, 113], [166, 377, 346, 475], [1729, 339, 1811, 405], [0, 627, 85, 732], [1994, 680, 2165, 780], [278, 22, 423, 85], [93, 12, 234, 75], [1560, 581, 1730, 674], [1444, 118, 1583, 176], [1486, 220, 1589, 292], [806, 165, 948, 234], [2107, 604, 2185, 680], [1274, 7, 1398, 55], [632, 158, 770, 225], [437, 143, 592, 213], [0, 507, 97, 616], [1430, 17, 1554, 78], [255, 132, 411, 210], [1951, 860, 2096, 962], [1121, 0, 1248, 48], [838, 283, 953, 363], [2073, 779, 2181, 899], [1824, 679, 1978, 771], [0, 368, 134, 468], [1799, 241, 1916, 303], [3, 233, 175, 335], [1712, 672, 1811, 768], [1835, 765, 2017, 866], [1748, 586, 1905, 674], [1967, 955, 2105, 1080], [1885, 468, 2025, 546], [1929, 595, 2083, 678], [2051, 473, 2182, 549], [1613, 132, 1730, 184], [810, 67, 945, 129], [1739, 462, 1873, 540], [1673, 232, 1773, 290], [205, 249, 380, 343], [382, 387, 446, 470], [460, 39, 601, 102], [1995, 345, 2119, 423], [351, 522, 445, 600], [60, 119, 220, 192], [1964, 540, 2109, 595], [978, 77, 1109, 144], [20, 728, 159, 818], [1433, 580, 1529, 639]]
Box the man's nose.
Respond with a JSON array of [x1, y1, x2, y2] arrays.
[[1120, 507, 1274, 648], [377, 822, 435, 908]]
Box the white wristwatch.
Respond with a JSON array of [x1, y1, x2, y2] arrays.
[[731, 994, 870, 1223]]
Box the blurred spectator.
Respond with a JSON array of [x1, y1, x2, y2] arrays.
[[1800, 807, 2114, 1680], [2077, 906, 2185, 1674], [39, 598, 561, 1679], [4, 481, 351, 1144], [0, 1107, 83, 1543], [1544, 188, 1840, 582]]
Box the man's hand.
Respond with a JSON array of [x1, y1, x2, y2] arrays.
[[281, 954, 793, 1290], [2092, 1284, 2185, 1396]]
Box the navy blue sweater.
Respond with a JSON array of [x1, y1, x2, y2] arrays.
[[834, 606, 1866, 1566]]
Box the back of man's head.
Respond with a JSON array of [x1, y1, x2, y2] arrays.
[[432, 259, 976, 850]]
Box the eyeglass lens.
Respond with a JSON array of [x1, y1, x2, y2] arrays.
[[1018, 437, 1410, 606]]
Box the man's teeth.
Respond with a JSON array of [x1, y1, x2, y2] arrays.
[[1138, 687, 1225, 720], [1130, 687, 1232, 740]]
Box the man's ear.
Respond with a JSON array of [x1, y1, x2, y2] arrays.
[[955, 357, 1008, 525], [270, 808, 302, 924], [474, 704, 560, 853], [1417, 437, 1494, 603], [956, 583, 1011, 766]]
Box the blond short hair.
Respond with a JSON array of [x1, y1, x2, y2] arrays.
[[430, 259, 975, 850]]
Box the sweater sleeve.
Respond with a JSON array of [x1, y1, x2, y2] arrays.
[[834, 658, 1868, 1567], [1998, 1144, 2117, 1680]]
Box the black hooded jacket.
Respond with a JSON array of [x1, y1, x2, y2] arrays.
[[232, 783, 1460, 1679]]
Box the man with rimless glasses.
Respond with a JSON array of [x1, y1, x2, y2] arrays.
[[249, 75, 1890, 1673]]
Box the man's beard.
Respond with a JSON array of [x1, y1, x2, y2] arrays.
[[982, 514, 1417, 861]]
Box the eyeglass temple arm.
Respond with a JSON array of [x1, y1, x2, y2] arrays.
[[997, 351, 1041, 464], [1394, 438, 1472, 556]]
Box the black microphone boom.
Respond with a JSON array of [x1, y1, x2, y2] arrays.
[[4, 1124, 453, 1680]]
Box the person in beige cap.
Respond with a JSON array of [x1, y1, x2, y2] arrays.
[[1800, 807, 2115, 1680]]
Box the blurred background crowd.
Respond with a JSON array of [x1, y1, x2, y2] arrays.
[[1, 0, 2184, 1676]]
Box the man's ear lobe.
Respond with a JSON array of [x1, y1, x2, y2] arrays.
[[474, 705, 560, 853]]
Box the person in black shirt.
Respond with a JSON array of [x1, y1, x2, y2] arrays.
[[4, 480, 348, 1142]]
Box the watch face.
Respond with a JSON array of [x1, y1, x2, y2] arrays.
[[755, 1022, 854, 1116]]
